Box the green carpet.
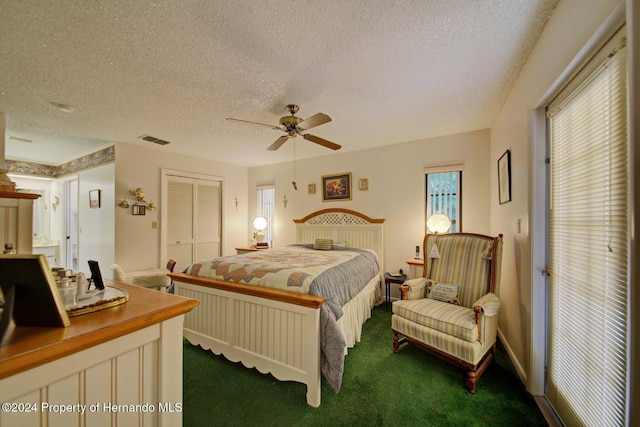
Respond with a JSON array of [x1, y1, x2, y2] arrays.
[[183, 305, 547, 426]]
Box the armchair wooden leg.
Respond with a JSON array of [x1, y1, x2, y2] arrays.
[[392, 330, 406, 353], [465, 343, 496, 393], [466, 371, 478, 394]]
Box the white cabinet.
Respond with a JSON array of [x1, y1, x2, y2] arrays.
[[0, 191, 38, 254], [32, 244, 60, 267], [0, 281, 198, 427]]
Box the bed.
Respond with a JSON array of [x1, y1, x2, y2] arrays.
[[169, 208, 384, 407]]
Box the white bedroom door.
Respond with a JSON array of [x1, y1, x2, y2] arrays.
[[163, 171, 221, 274]]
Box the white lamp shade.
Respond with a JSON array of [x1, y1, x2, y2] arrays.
[[253, 216, 267, 231], [427, 214, 451, 234]]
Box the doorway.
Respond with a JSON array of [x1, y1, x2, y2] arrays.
[[540, 24, 628, 426], [64, 178, 78, 271]]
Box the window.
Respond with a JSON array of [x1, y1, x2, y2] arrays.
[[425, 165, 462, 233], [546, 29, 627, 426], [256, 185, 274, 246]]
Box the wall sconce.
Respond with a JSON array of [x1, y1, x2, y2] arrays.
[[132, 205, 146, 215]]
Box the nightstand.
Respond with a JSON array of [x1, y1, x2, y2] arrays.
[[384, 272, 407, 311], [235, 246, 260, 254]]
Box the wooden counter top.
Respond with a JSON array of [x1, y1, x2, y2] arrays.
[[0, 280, 198, 379]]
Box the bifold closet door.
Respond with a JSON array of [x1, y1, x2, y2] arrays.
[[166, 176, 221, 274]]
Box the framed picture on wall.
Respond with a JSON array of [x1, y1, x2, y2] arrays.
[[89, 189, 101, 208], [321, 172, 352, 201], [358, 178, 369, 191], [308, 183, 316, 194], [498, 150, 511, 204]]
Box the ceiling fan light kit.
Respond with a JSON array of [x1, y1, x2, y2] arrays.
[[226, 104, 341, 152]]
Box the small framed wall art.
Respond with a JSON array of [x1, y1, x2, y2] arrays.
[[498, 149, 511, 204], [132, 205, 146, 215], [89, 189, 101, 208], [322, 172, 352, 202], [358, 178, 369, 191], [308, 183, 316, 194]]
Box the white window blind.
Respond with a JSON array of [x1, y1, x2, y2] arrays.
[[256, 185, 274, 246], [547, 34, 628, 427], [425, 165, 462, 233]]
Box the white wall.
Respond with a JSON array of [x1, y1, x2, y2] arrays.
[[114, 142, 248, 272], [489, 0, 622, 391], [77, 163, 115, 278], [249, 129, 491, 282]]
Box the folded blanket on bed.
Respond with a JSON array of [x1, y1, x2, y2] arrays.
[[186, 244, 380, 392]]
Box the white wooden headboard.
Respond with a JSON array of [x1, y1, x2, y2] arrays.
[[294, 208, 385, 271]]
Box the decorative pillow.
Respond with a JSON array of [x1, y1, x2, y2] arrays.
[[333, 240, 348, 248], [427, 283, 460, 305], [313, 238, 333, 250]]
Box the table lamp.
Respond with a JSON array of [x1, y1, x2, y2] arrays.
[[253, 216, 268, 247]]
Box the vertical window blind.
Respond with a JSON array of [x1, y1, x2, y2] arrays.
[[256, 185, 274, 246], [425, 165, 462, 233], [547, 34, 628, 426]]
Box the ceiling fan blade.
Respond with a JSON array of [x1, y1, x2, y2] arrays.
[[298, 113, 331, 131], [302, 134, 341, 150], [226, 117, 284, 131], [267, 135, 290, 151]]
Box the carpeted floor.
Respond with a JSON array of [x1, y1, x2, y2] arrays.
[[183, 304, 547, 426]]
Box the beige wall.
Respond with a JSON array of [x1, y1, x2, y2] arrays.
[[249, 129, 492, 285], [490, 0, 623, 392], [77, 163, 116, 274], [114, 142, 248, 272]]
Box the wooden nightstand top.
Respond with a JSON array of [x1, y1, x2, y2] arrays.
[[235, 246, 261, 254]]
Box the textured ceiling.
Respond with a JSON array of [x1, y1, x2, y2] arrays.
[[0, 0, 557, 167]]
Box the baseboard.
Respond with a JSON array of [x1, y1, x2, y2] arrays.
[[497, 327, 527, 385]]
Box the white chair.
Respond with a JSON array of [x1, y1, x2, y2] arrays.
[[111, 260, 174, 290]]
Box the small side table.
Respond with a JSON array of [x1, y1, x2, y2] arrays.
[[235, 246, 261, 254], [384, 272, 407, 311], [405, 258, 424, 279]]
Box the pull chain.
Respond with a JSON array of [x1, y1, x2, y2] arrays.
[[292, 138, 297, 190]]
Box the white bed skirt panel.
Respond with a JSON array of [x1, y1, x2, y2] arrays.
[[337, 275, 381, 350]]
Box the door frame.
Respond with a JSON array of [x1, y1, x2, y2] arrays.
[[529, 0, 627, 399]]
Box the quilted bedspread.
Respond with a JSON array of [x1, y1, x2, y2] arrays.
[[186, 244, 380, 392]]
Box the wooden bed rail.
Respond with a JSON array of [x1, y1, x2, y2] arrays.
[[168, 272, 326, 309]]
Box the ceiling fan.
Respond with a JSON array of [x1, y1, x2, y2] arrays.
[[226, 104, 341, 151]]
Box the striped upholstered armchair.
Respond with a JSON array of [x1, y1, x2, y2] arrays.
[[391, 232, 503, 393]]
